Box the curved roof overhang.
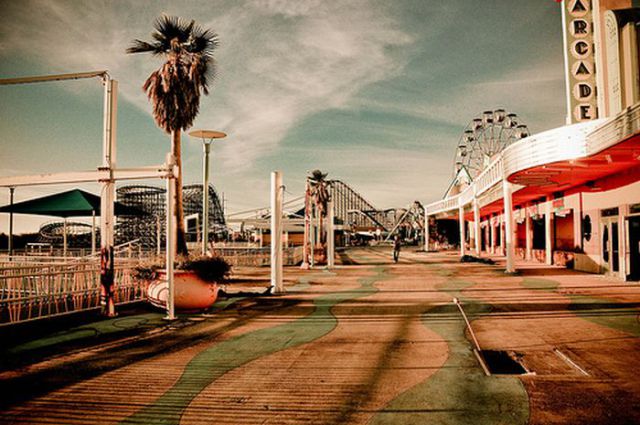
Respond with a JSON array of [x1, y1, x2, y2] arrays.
[[429, 103, 640, 222]]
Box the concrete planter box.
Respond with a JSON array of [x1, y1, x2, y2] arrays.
[[573, 253, 601, 274]]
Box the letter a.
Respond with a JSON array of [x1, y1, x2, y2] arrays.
[[571, 0, 587, 13]]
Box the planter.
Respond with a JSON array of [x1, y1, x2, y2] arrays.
[[147, 270, 220, 312]]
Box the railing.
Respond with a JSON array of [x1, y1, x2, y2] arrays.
[[211, 246, 304, 267], [0, 259, 145, 326], [425, 102, 640, 217]]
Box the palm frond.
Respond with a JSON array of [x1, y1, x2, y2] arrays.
[[126, 39, 159, 54], [130, 15, 218, 132]]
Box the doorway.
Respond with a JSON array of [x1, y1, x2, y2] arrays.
[[601, 217, 620, 276], [628, 216, 640, 281]]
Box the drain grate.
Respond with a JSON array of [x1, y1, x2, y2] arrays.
[[481, 350, 528, 375]]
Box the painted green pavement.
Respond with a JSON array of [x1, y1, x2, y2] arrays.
[[371, 265, 529, 425], [522, 277, 640, 337], [121, 268, 388, 425]]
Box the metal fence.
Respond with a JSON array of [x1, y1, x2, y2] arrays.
[[0, 259, 144, 326]]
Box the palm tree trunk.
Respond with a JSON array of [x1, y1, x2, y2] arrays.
[[172, 129, 189, 255]]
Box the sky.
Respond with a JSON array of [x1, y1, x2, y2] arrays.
[[0, 0, 567, 233]]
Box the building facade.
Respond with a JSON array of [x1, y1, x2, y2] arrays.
[[425, 0, 640, 281]]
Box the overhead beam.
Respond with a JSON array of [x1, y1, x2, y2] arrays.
[[0, 165, 173, 187], [0, 70, 108, 85]]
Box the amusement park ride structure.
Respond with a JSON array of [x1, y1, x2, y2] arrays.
[[0, 70, 180, 319]]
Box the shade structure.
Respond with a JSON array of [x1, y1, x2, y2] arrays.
[[0, 189, 146, 257], [0, 189, 144, 218]]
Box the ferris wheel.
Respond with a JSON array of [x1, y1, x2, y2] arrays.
[[454, 109, 530, 179]]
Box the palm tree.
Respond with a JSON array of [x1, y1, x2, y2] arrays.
[[308, 170, 330, 263], [127, 15, 218, 255]]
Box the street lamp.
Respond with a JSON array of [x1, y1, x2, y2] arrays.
[[188, 129, 227, 255]]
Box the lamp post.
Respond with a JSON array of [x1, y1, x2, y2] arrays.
[[188, 129, 227, 255], [8, 187, 14, 258]]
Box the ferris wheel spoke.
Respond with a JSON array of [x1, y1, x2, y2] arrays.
[[454, 110, 528, 179]]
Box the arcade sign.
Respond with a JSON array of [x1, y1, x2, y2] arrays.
[[563, 0, 598, 123]]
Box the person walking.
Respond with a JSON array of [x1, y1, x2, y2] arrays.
[[393, 235, 401, 263]]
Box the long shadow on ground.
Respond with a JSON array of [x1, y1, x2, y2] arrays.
[[370, 265, 529, 425]]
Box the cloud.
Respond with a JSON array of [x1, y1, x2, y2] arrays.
[[0, 0, 414, 172]]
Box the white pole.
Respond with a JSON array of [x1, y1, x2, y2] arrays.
[[8, 187, 14, 258], [156, 215, 161, 257], [545, 197, 553, 265], [63, 217, 68, 258], [165, 153, 176, 320], [459, 204, 466, 257], [424, 210, 429, 252], [327, 199, 335, 268], [310, 204, 315, 268], [503, 179, 515, 273], [202, 141, 211, 255], [525, 204, 532, 261], [270, 171, 283, 293], [473, 198, 481, 256], [99, 75, 117, 317], [91, 210, 96, 256]]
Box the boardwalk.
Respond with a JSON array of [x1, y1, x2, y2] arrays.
[[2, 247, 640, 424]]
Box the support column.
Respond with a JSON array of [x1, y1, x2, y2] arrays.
[[310, 205, 315, 268], [424, 211, 430, 252], [525, 204, 532, 261], [490, 215, 496, 254], [91, 210, 97, 256], [459, 204, 466, 257], [270, 171, 284, 293], [327, 199, 335, 269], [545, 197, 553, 265], [63, 218, 68, 258], [100, 76, 117, 317], [620, 204, 628, 280], [8, 187, 14, 258], [165, 159, 176, 320], [500, 216, 505, 256], [473, 198, 481, 256], [503, 180, 515, 273], [202, 141, 211, 255], [301, 181, 310, 269]]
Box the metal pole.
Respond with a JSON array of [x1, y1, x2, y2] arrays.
[[156, 215, 161, 257], [525, 204, 532, 261], [91, 210, 96, 256], [270, 171, 283, 293], [166, 153, 176, 320], [458, 204, 466, 257], [63, 217, 67, 258], [473, 198, 481, 256], [8, 187, 14, 258], [424, 210, 429, 252], [301, 181, 310, 269], [100, 75, 117, 316], [545, 197, 553, 265], [503, 179, 515, 273], [202, 141, 211, 255], [310, 204, 315, 268], [327, 199, 335, 268]]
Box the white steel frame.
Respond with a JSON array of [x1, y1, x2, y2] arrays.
[[0, 71, 178, 321]]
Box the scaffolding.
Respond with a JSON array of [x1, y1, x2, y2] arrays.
[[115, 183, 226, 248]]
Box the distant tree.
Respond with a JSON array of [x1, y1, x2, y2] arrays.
[[308, 170, 330, 261], [127, 15, 218, 255]]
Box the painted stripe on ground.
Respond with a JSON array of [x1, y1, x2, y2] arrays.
[[121, 268, 385, 425]]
